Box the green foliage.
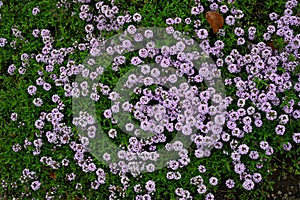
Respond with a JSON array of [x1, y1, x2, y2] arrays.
[[0, 0, 299, 199]]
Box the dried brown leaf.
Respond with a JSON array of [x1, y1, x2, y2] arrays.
[[267, 41, 277, 51], [205, 11, 224, 34], [49, 171, 56, 180]]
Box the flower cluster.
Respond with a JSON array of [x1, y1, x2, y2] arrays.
[[1, 0, 299, 199]]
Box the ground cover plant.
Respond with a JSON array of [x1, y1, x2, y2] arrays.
[[0, 0, 300, 199]]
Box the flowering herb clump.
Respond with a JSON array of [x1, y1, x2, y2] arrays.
[[0, 0, 299, 199]]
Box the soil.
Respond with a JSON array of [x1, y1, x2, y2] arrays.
[[215, 154, 300, 200], [266, 156, 300, 200]]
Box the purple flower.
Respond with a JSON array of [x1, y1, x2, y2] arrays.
[[131, 56, 143, 65], [221, 132, 230, 142], [231, 151, 241, 161], [226, 179, 235, 189], [185, 18, 192, 24], [220, 5, 229, 13], [11, 112, 18, 121], [145, 180, 156, 192], [191, 7, 201, 15], [160, 58, 171, 68], [75, 183, 82, 190], [234, 163, 246, 174], [133, 13, 142, 22], [270, 12, 279, 21], [31, 181, 41, 191], [181, 125, 192, 135], [242, 179, 255, 190], [204, 193, 214, 200], [209, 3, 218, 11], [292, 133, 300, 143], [166, 171, 175, 180], [293, 110, 300, 119], [88, 163, 96, 172], [34, 139, 43, 148], [252, 173, 262, 183], [66, 173, 76, 181], [237, 37, 245, 45], [197, 29, 208, 40], [7, 64, 16, 75], [166, 18, 174, 25], [33, 98, 43, 107], [138, 48, 148, 58], [249, 151, 259, 160], [234, 27, 244, 36], [34, 119, 44, 129], [144, 29, 153, 38], [259, 141, 269, 150], [127, 25, 137, 34], [91, 180, 100, 189], [146, 163, 155, 172], [143, 194, 151, 200], [225, 15, 235, 25], [238, 144, 249, 155], [282, 142, 292, 151], [263, 32, 271, 41], [0, 38, 7, 47], [18, 67, 26, 75], [254, 119, 262, 127], [103, 109, 112, 118], [285, 0, 298, 9], [32, 7, 40, 16], [12, 143, 22, 152], [197, 184, 207, 194], [266, 110, 277, 120], [43, 82, 51, 91], [265, 146, 274, 156], [168, 160, 179, 170], [194, 19, 202, 28], [62, 158, 69, 166], [209, 177, 218, 186], [275, 125, 285, 135]]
